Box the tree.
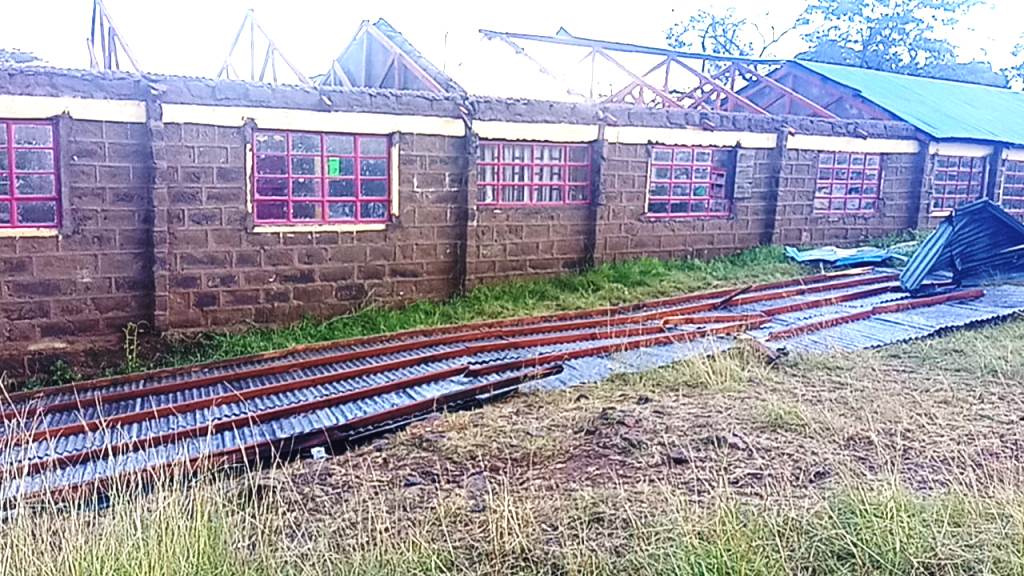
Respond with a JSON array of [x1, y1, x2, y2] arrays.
[[665, 8, 796, 58], [0, 48, 41, 66], [799, 0, 1008, 86], [1004, 43, 1024, 88]]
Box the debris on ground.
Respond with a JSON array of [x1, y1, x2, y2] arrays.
[[902, 199, 1024, 292], [785, 245, 904, 268], [5, 267, 1024, 502]]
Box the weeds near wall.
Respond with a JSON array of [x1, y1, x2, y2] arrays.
[[122, 322, 147, 374], [162, 246, 801, 368]]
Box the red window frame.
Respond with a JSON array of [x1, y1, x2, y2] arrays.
[[646, 146, 730, 218], [252, 130, 390, 225], [1001, 160, 1024, 214], [931, 155, 985, 213], [477, 141, 591, 206], [0, 120, 60, 229], [813, 152, 883, 215]]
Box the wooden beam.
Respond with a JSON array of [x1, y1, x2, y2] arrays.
[[364, 24, 445, 92], [733, 62, 838, 119], [669, 57, 768, 115], [595, 48, 684, 109]]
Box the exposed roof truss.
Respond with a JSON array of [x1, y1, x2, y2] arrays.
[[479, 28, 838, 118], [86, 0, 142, 73], [216, 9, 312, 86], [319, 19, 455, 92]]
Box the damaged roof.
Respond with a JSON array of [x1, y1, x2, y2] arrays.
[[8, 269, 1024, 502], [319, 18, 463, 94], [901, 200, 1024, 292], [794, 60, 1024, 145]]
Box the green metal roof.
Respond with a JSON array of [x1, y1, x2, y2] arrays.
[[795, 60, 1024, 146]]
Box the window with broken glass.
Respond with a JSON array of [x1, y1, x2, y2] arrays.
[[1001, 160, 1024, 214], [813, 152, 882, 215], [476, 141, 591, 206], [931, 155, 986, 213], [646, 146, 731, 218], [252, 130, 390, 225], [0, 120, 60, 228]]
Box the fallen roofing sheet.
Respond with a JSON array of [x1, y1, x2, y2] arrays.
[[2, 268, 1023, 502], [785, 245, 901, 268], [901, 200, 1024, 293], [795, 60, 1024, 146]]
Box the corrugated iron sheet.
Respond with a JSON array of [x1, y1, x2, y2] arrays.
[[796, 61, 1024, 145], [901, 200, 1024, 292], [4, 270, 1024, 502]]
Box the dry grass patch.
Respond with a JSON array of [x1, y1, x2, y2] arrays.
[[5, 319, 1024, 575]]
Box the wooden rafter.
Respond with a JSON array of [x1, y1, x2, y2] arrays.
[[86, 0, 141, 73], [481, 28, 838, 118], [216, 9, 311, 86]]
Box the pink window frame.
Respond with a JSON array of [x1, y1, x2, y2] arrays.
[[0, 120, 61, 229], [252, 130, 391, 225], [813, 152, 883, 215], [646, 146, 730, 219], [931, 155, 986, 213], [1001, 160, 1024, 214], [477, 141, 591, 206]]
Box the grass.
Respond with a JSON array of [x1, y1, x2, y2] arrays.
[[6, 316, 1024, 575], [158, 246, 800, 368]]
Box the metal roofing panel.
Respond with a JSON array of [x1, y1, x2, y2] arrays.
[[796, 61, 1024, 145], [775, 285, 1024, 353], [900, 200, 1024, 292]]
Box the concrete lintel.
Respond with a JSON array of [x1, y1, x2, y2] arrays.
[[0, 94, 146, 123], [605, 126, 777, 149], [161, 103, 466, 137]]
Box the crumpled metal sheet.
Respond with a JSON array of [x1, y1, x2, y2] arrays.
[[901, 200, 1024, 293]]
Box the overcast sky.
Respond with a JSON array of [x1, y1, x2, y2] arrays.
[[1, 0, 1022, 80]]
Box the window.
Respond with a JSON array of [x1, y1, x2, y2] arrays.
[[813, 152, 882, 214], [646, 146, 730, 218], [0, 121, 60, 228], [252, 130, 390, 225], [477, 141, 590, 206], [1001, 160, 1024, 214], [931, 155, 986, 212]]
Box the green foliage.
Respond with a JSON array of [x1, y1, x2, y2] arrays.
[[22, 360, 81, 391], [123, 322, 146, 374], [799, 0, 1008, 87], [161, 247, 798, 368], [666, 8, 796, 58], [666, 1, 1009, 87]]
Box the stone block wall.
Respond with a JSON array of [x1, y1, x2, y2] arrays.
[[160, 127, 467, 331], [773, 150, 921, 245], [0, 119, 153, 374], [466, 205, 593, 287], [594, 144, 777, 263], [0, 67, 951, 379]]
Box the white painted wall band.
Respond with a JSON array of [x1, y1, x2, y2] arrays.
[[1004, 148, 1024, 162], [604, 126, 777, 149], [161, 103, 466, 137], [472, 121, 600, 143], [787, 135, 920, 154], [0, 95, 146, 123], [928, 141, 994, 158]]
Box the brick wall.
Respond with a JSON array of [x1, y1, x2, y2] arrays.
[[161, 126, 466, 331], [0, 67, 947, 380], [773, 150, 919, 245], [594, 144, 776, 263], [466, 205, 592, 287], [0, 119, 153, 374]]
